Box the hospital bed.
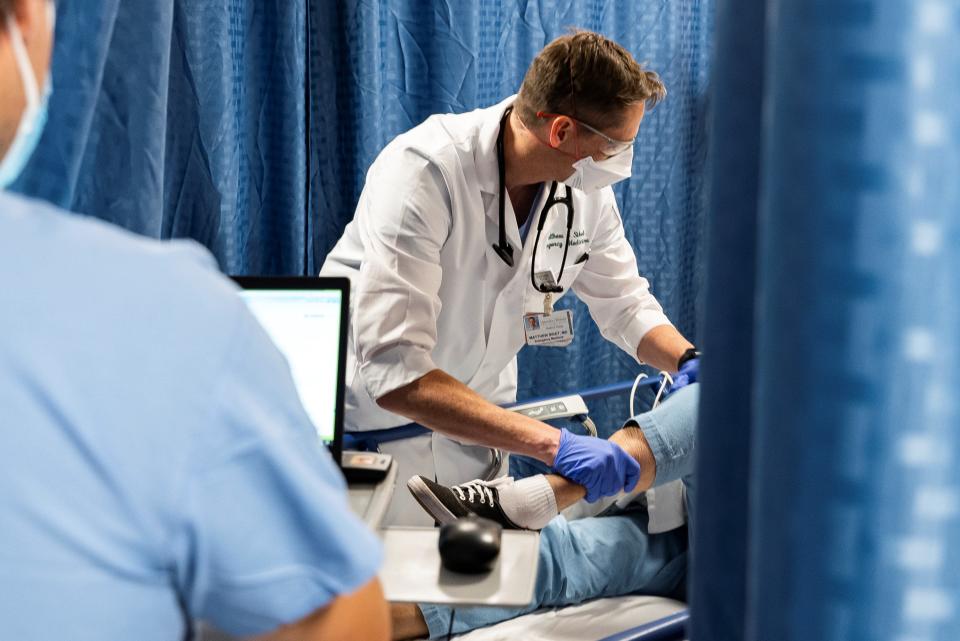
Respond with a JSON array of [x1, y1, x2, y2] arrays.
[[426, 598, 688, 641]]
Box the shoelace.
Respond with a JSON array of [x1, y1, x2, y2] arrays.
[[451, 477, 512, 506]]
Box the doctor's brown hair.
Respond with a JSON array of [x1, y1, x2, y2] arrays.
[[515, 31, 666, 130]]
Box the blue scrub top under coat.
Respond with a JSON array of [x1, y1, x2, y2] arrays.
[[0, 192, 381, 640], [517, 182, 544, 245]]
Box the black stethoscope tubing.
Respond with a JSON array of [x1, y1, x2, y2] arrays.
[[492, 108, 574, 294]]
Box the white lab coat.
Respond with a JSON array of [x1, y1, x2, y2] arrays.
[[321, 96, 673, 525]]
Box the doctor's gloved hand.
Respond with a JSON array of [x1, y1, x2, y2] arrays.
[[670, 356, 700, 393], [551, 428, 641, 503]]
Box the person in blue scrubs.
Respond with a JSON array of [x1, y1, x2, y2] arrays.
[[0, 2, 389, 639]]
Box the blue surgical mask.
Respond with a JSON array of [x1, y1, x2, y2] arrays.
[[0, 6, 55, 189]]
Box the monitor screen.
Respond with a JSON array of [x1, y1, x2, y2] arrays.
[[238, 288, 344, 446]]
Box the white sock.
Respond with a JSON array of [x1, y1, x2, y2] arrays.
[[496, 475, 558, 530]]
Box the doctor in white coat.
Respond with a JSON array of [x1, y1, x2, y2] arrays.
[[322, 31, 699, 525]]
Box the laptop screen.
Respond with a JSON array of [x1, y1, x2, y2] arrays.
[[233, 278, 348, 459]]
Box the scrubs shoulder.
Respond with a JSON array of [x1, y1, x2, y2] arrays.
[[322, 96, 672, 433], [0, 193, 380, 640]]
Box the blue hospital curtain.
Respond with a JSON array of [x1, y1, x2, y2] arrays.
[[11, 0, 309, 275], [747, 2, 960, 640], [690, 0, 765, 639], [694, 1, 960, 640], [309, 0, 715, 429]]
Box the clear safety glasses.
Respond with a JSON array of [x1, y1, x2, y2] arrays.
[[572, 118, 635, 157], [537, 111, 635, 158]]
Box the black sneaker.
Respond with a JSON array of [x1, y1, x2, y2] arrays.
[[406, 476, 523, 529]]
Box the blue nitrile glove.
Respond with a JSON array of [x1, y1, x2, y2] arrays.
[[551, 428, 641, 503], [670, 357, 700, 393]]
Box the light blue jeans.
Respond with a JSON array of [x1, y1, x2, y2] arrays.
[[420, 384, 700, 637]]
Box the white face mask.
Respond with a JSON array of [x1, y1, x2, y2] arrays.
[[0, 3, 55, 189], [561, 146, 634, 194]]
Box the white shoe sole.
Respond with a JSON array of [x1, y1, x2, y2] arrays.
[[406, 476, 459, 524]]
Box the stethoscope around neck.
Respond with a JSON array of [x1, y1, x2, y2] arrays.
[[492, 107, 575, 294]]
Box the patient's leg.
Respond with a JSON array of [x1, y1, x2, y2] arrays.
[[405, 416, 663, 530], [509, 383, 698, 527], [482, 425, 656, 529], [407, 384, 699, 530], [546, 424, 658, 510]]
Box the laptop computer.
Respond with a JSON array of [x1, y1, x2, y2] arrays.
[[231, 276, 348, 463]]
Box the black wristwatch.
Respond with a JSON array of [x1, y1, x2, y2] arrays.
[[677, 347, 700, 371]]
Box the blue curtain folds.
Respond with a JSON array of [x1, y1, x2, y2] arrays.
[[12, 0, 309, 275], [694, 1, 960, 640], [748, 2, 960, 639], [689, 0, 765, 638]]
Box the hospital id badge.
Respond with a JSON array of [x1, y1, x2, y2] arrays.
[[523, 309, 574, 347]]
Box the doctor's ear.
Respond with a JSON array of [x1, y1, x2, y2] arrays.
[[546, 116, 576, 148]]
